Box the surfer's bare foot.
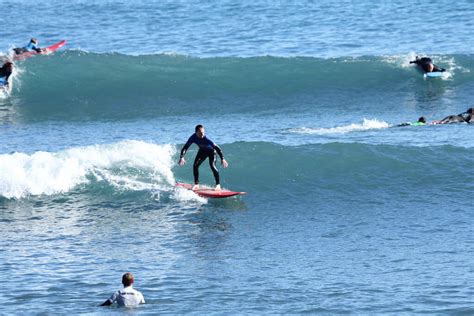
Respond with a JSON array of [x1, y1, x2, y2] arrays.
[[214, 184, 221, 191], [192, 184, 199, 191]]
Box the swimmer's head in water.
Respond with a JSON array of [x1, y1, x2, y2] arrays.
[[418, 117, 426, 123], [122, 272, 134, 287], [467, 108, 473, 114]]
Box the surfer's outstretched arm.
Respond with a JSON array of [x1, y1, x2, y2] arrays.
[[213, 144, 228, 168], [409, 56, 420, 64]]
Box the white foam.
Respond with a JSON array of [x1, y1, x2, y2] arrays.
[[290, 118, 389, 135], [173, 187, 208, 204], [0, 140, 176, 199], [389, 53, 464, 80]]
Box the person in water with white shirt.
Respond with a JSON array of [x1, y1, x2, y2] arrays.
[[101, 272, 145, 307]]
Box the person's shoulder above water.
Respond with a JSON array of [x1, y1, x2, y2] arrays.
[[101, 272, 145, 308]]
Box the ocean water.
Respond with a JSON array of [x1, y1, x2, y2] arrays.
[[1, 1, 473, 314]]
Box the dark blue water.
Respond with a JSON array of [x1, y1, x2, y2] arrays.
[[0, 1, 473, 314]]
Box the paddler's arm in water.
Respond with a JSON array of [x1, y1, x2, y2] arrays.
[[433, 64, 445, 72], [213, 144, 228, 168], [100, 299, 112, 306]]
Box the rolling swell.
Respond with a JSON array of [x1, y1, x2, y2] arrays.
[[1, 140, 472, 202], [6, 51, 474, 121]]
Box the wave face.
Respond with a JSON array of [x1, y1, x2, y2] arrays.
[[3, 52, 474, 121], [1, 140, 472, 200]]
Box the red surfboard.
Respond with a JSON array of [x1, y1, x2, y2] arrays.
[[176, 183, 246, 198], [13, 40, 67, 60]]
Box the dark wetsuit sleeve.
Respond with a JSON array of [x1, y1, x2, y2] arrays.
[[180, 136, 194, 158], [433, 64, 445, 72], [213, 144, 224, 161], [31, 44, 42, 53]]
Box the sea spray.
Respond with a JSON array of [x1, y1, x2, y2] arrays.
[[0, 140, 175, 199]]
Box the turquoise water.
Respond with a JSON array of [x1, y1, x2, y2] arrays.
[[1, 1, 473, 314]]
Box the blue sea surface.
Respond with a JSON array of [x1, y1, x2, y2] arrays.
[[0, 1, 473, 314]]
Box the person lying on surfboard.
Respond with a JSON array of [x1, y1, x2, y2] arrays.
[[432, 108, 472, 124], [410, 56, 445, 73], [13, 38, 45, 55], [178, 124, 229, 191], [397, 116, 427, 127], [0, 62, 14, 89]]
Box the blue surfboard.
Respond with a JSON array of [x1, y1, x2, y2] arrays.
[[424, 71, 444, 78]]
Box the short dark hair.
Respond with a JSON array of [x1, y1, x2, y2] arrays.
[[195, 124, 204, 132], [122, 273, 134, 286], [418, 116, 426, 123]]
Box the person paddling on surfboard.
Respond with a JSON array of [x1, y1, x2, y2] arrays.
[[178, 124, 229, 191], [410, 56, 445, 73], [0, 62, 14, 89], [433, 108, 473, 124], [397, 116, 427, 127], [13, 38, 45, 55]]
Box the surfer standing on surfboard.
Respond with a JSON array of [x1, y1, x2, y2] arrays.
[[13, 38, 45, 55], [178, 124, 229, 191]]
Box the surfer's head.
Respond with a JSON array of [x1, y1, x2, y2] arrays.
[[122, 272, 134, 287], [30, 38, 38, 44], [0, 61, 13, 73], [2, 62, 13, 71], [467, 108, 473, 114], [195, 124, 205, 138], [418, 116, 426, 123], [426, 63, 434, 72]]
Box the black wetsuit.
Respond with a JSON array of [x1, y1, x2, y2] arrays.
[[438, 110, 472, 124], [410, 57, 445, 73], [0, 66, 12, 86], [439, 115, 467, 124], [459, 109, 473, 123], [180, 134, 225, 185]]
